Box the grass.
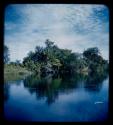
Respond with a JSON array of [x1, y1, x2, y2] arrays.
[[4, 64, 32, 82]]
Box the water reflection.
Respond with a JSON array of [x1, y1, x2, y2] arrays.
[[4, 72, 109, 121], [84, 72, 108, 92], [22, 72, 108, 105], [4, 80, 24, 101], [4, 83, 10, 101]]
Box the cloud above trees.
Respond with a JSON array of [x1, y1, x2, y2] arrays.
[[4, 4, 109, 61]]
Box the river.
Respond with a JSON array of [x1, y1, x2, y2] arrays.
[[4, 72, 109, 121]]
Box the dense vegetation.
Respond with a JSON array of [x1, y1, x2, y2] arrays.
[[4, 45, 32, 80], [4, 39, 109, 78], [4, 64, 32, 82], [22, 39, 108, 75]]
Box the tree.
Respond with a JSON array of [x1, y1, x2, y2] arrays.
[[4, 45, 10, 64], [15, 60, 21, 65], [45, 39, 54, 48], [23, 40, 108, 75], [83, 47, 100, 60], [83, 47, 108, 73]]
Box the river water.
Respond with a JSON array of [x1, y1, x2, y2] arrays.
[[4, 73, 109, 121]]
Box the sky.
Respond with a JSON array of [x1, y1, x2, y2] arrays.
[[4, 4, 109, 62]]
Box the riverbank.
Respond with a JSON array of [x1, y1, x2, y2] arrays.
[[4, 64, 33, 82]]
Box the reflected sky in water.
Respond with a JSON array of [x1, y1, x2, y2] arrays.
[[4, 73, 109, 121]]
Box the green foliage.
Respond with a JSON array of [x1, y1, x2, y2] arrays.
[[83, 47, 100, 59], [22, 40, 109, 75], [4, 64, 32, 82], [83, 47, 108, 73], [45, 39, 54, 48]]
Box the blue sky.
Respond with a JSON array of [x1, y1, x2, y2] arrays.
[[4, 4, 109, 62]]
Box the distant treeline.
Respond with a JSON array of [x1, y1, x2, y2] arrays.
[[4, 39, 109, 76]]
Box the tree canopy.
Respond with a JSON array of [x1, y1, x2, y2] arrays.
[[22, 39, 108, 75]]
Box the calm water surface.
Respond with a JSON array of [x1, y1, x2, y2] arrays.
[[4, 73, 109, 121]]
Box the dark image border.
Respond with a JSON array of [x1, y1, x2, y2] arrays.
[[0, 0, 112, 124]]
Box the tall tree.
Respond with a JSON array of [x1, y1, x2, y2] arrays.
[[83, 47, 100, 61], [4, 45, 10, 64], [23, 40, 108, 75], [45, 39, 54, 48]]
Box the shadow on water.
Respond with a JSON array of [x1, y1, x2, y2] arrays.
[[22, 71, 108, 105]]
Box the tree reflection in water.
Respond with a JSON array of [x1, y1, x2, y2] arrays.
[[4, 82, 10, 101], [4, 80, 23, 101], [84, 72, 108, 92], [23, 72, 108, 105]]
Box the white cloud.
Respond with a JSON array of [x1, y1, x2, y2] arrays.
[[4, 4, 109, 61]]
